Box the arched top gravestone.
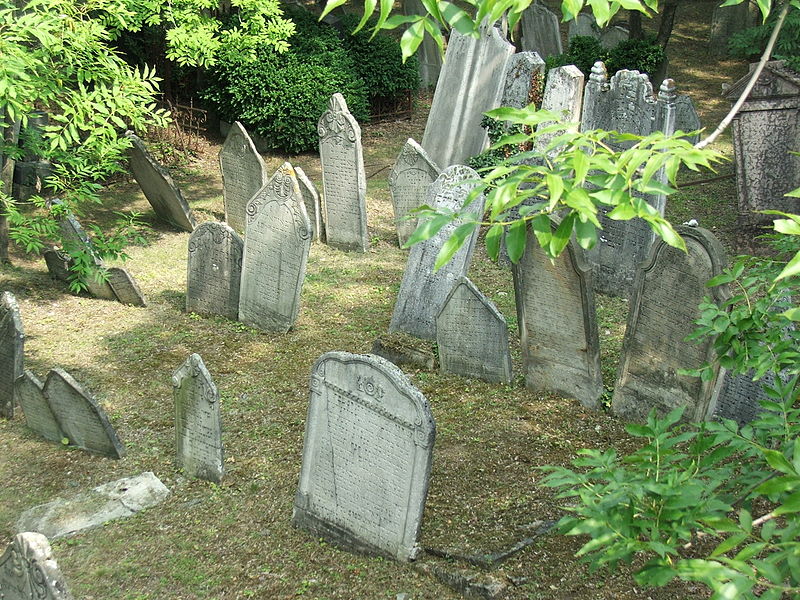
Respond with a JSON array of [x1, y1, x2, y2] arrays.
[[0, 532, 72, 599], [0, 291, 24, 419], [520, 2, 563, 59], [388, 138, 440, 247], [187, 222, 243, 320], [219, 121, 267, 234]]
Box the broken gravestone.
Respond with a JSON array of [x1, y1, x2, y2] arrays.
[[219, 121, 267, 234], [186, 222, 243, 320], [388, 138, 440, 247], [1, 291, 24, 419], [106, 267, 147, 307], [16, 370, 65, 444], [0, 532, 72, 599]]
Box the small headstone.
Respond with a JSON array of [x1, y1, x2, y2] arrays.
[[318, 94, 368, 252], [186, 222, 243, 320], [567, 13, 600, 41], [534, 65, 585, 154], [57, 212, 116, 300], [0, 291, 24, 419], [293, 351, 435, 561], [43, 249, 71, 282], [295, 167, 324, 242], [675, 95, 702, 144], [0, 532, 72, 599], [173, 354, 224, 483], [388, 139, 441, 247], [371, 333, 436, 370], [520, 2, 563, 59], [501, 52, 545, 109], [436, 277, 512, 383], [17, 370, 65, 443], [219, 121, 267, 233], [710, 370, 777, 427], [106, 267, 146, 307]]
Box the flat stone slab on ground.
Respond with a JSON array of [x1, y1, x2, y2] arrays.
[[371, 333, 436, 370], [0, 532, 72, 599]]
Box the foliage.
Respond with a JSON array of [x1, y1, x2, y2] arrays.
[[546, 35, 609, 77], [468, 116, 529, 172], [729, 3, 800, 69], [546, 34, 665, 79]]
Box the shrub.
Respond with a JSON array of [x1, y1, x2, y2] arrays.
[[729, 5, 800, 71], [546, 35, 609, 77], [546, 34, 665, 80]]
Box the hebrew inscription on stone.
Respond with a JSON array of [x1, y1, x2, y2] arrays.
[[388, 139, 440, 247], [187, 222, 243, 320], [219, 121, 267, 233]]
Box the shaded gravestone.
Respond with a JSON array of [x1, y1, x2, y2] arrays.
[[57, 212, 116, 300], [501, 52, 545, 109], [43, 369, 125, 459], [710, 370, 777, 427], [240, 163, 312, 332], [318, 94, 368, 252], [173, 354, 224, 483], [1, 291, 23, 419], [17, 371, 65, 444], [675, 95, 702, 144], [436, 277, 512, 383], [0, 532, 72, 599], [219, 121, 267, 234], [403, 0, 442, 87], [421, 25, 515, 168], [612, 226, 730, 422], [106, 267, 146, 307], [12, 160, 52, 201], [600, 26, 628, 49], [125, 131, 196, 232], [534, 65, 585, 154], [293, 351, 435, 561], [295, 167, 324, 242], [43, 249, 71, 282], [389, 165, 483, 340], [567, 13, 600, 41], [186, 222, 243, 320], [709, 1, 756, 56], [388, 139, 441, 247], [520, 2, 563, 59]]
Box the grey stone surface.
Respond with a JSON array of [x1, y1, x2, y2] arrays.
[[567, 13, 600, 41], [501, 52, 545, 109], [318, 94, 368, 252], [17, 472, 169, 540], [219, 121, 267, 234], [710, 370, 777, 427], [436, 277, 512, 383], [371, 334, 436, 370], [389, 139, 440, 247], [125, 131, 196, 232], [421, 25, 515, 168], [534, 65, 585, 155], [520, 2, 563, 59], [106, 267, 146, 307], [0, 532, 72, 599], [57, 212, 116, 300], [389, 165, 483, 340], [293, 351, 435, 561], [43, 369, 125, 459], [513, 227, 602, 409], [600, 25, 628, 49], [404, 0, 442, 87], [0, 291, 24, 419], [173, 354, 224, 483], [186, 222, 243, 320], [295, 166, 324, 242], [240, 163, 312, 332], [17, 370, 64, 444], [709, 1, 756, 56], [612, 226, 730, 422], [675, 94, 702, 144], [43, 249, 71, 282], [12, 160, 52, 201]]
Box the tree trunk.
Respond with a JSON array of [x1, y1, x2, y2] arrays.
[[628, 10, 644, 40], [657, 0, 681, 49]]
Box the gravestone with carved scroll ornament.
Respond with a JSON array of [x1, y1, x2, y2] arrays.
[[186, 222, 243, 320], [0, 291, 24, 419], [0, 532, 72, 599], [389, 139, 440, 247], [295, 166, 324, 243], [219, 121, 267, 234]]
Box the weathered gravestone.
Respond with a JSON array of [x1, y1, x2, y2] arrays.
[[126, 131, 196, 232], [240, 163, 312, 332], [173, 354, 224, 483], [421, 25, 515, 168], [43, 369, 125, 458], [567, 13, 600, 40], [16, 371, 65, 444], [501, 52, 545, 109], [43, 249, 71, 282], [675, 95, 702, 144], [219, 121, 267, 234], [389, 139, 441, 247], [534, 65, 585, 155], [57, 211, 116, 300], [612, 226, 730, 422], [403, 0, 442, 87], [295, 167, 324, 242], [710, 370, 778, 427], [0, 532, 72, 599], [0, 291, 24, 419], [318, 94, 368, 252], [389, 165, 483, 340], [520, 2, 563, 59], [709, 1, 757, 56], [513, 226, 602, 409], [186, 222, 243, 320], [106, 267, 147, 307], [436, 277, 512, 383], [293, 351, 435, 561]]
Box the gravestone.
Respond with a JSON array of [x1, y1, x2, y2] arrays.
[[436, 277, 512, 383], [186, 222, 243, 320], [675, 95, 702, 144], [43, 369, 125, 459], [43, 249, 72, 282], [17, 371, 64, 443], [318, 94, 368, 252], [534, 65, 585, 154], [421, 25, 515, 168], [293, 351, 435, 561], [389, 165, 483, 340], [567, 13, 600, 41], [513, 226, 602, 408], [520, 2, 563, 59], [125, 131, 196, 232], [219, 121, 267, 234], [295, 167, 324, 242], [501, 52, 545, 109], [0, 532, 72, 599], [57, 212, 116, 300], [403, 0, 442, 87], [106, 267, 146, 307], [601, 26, 629, 49], [173, 354, 224, 483], [709, 1, 756, 56], [710, 370, 777, 427], [388, 139, 441, 247], [612, 226, 730, 422], [239, 163, 312, 332], [0, 291, 24, 419]]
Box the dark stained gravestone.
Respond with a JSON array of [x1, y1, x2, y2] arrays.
[[43, 249, 72, 282], [219, 121, 267, 234], [0, 291, 24, 419], [16, 370, 65, 444], [501, 52, 545, 109], [186, 222, 243, 320], [0, 532, 72, 599], [710, 370, 777, 427], [520, 1, 563, 59], [106, 267, 147, 307], [295, 166, 324, 243], [293, 352, 435, 561], [388, 138, 440, 247]]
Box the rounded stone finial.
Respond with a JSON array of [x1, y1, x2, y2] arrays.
[[658, 78, 677, 102], [589, 61, 607, 84]]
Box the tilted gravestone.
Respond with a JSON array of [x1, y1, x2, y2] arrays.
[[106, 267, 146, 307], [389, 165, 483, 340], [57, 212, 116, 300], [186, 222, 243, 320], [388, 139, 441, 247], [17, 370, 65, 443], [612, 226, 730, 423], [501, 52, 545, 109], [0, 291, 24, 419], [173, 354, 224, 483], [240, 163, 312, 332], [0, 532, 72, 599], [534, 65, 585, 155], [403, 0, 442, 87], [520, 2, 563, 59], [293, 351, 435, 561], [295, 166, 324, 243], [219, 121, 267, 234], [125, 131, 196, 232], [436, 277, 512, 383], [318, 94, 368, 252]]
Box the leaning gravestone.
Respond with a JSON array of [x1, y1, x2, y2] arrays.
[[57, 212, 116, 300], [219, 121, 267, 234], [436, 277, 512, 383], [389, 139, 441, 247], [16, 371, 65, 444], [293, 351, 435, 561], [186, 222, 243, 320], [295, 167, 324, 242], [710, 370, 777, 427], [126, 131, 196, 232], [0, 291, 24, 419], [389, 165, 483, 340], [318, 94, 368, 252], [501, 52, 545, 109], [240, 163, 312, 332], [404, 0, 442, 87], [106, 267, 146, 307], [534, 65, 585, 155], [520, 1, 563, 59], [612, 226, 730, 422], [0, 532, 72, 599], [173, 354, 224, 483]]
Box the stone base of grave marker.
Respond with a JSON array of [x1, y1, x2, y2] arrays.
[[371, 333, 436, 370]]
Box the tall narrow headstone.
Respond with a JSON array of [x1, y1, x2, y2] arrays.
[[219, 121, 267, 234], [293, 351, 435, 561], [389, 165, 483, 340], [612, 226, 730, 422], [0, 532, 72, 599], [173, 354, 224, 483], [520, 2, 563, 59], [318, 94, 368, 252], [186, 222, 243, 320], [388, 139, 441, 247], [17, 370, 65, 443], [675, 95, 702, 144], [240, 163, 312, 332], [501, 52, 545, 109], [295, 167, 324, 242], [0, 291, 24, 419]]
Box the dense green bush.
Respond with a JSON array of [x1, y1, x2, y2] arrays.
[[546, 35, 609, 77], [729, 5, 800, 71], [546, 35, 665, 80]]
